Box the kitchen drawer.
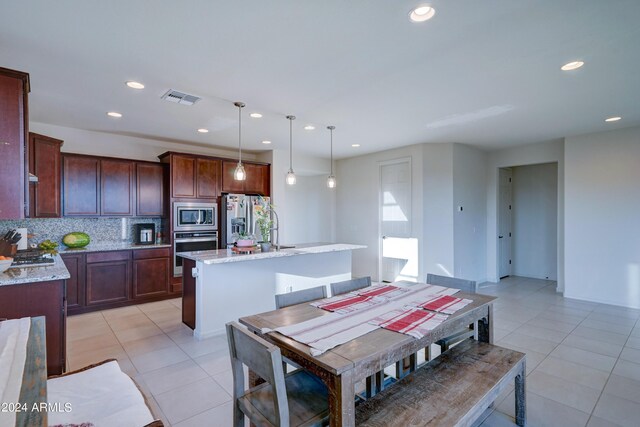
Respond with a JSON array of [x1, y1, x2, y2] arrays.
[[86, 250, 131, 264], [133, 247, 170, 260]]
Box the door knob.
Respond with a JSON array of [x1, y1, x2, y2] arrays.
[[498, 235, 503, 238]]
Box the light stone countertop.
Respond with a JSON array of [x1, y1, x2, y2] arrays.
[[178, 243, 366, 265], [59, 242, 172, 254], [0, 254, 70, 286]]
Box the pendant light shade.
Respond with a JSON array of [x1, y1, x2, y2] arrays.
[[327, 126, 336, 189], [234, 101, 246, 181], [234, 163, 246, 181], [286, 115, 296, 186]]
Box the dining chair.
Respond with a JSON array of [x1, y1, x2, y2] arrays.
[[226, 322, 330, 427], [425, 273, 477, 360], [330, 276, 372, 296], [275, 285, 327, 309], [275, 285, 328, 373]]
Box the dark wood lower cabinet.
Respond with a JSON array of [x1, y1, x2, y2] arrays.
[[133, 257, 170, 299], [0, 280, 66, 376], [61, 253, 85, 311], [182, 258, 196, 329], [63, 248, 174, 315], [86, 260, 130, 305]]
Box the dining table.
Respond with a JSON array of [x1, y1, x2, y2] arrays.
[[0, 316, 48, 427], [239, 286, 496, 427]]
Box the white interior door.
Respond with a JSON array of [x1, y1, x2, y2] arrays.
[[498, 168, 513, 278], [379, 159, 417, 283]]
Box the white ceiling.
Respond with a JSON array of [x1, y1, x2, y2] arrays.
[[1, 0, 639, 159]]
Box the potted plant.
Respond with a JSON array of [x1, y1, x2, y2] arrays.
[[255, 196, 273, 252], [234, 231, 255, 247]]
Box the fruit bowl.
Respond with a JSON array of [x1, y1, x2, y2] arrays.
[[0, 257, 14, 273]]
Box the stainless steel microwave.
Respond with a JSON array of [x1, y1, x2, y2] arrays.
[[173, 202, 217, 232]]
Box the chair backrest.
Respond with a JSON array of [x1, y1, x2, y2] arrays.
[[330, 276, 372, 296], [426, 273, 477, 293], [275, 285, 327, 309], [226, 322, 289, 426]]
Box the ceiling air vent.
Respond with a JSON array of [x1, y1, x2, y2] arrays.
[[161, 89, 201, 106]]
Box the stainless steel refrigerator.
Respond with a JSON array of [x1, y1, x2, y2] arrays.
[[221, 194, 271, 248]]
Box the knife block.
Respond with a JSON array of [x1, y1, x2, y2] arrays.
[[0, 241, 17, 257]]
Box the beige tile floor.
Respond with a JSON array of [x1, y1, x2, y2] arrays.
[[66, 277, 640, 426]]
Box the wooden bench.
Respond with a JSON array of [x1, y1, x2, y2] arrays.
[[355, 339, 526, 427]]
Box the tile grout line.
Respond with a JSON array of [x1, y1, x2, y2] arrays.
[[134, 301, 233, 425], [583, 313, 640, 426]]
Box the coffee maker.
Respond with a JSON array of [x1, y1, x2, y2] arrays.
[[135, 223, 155, 245]]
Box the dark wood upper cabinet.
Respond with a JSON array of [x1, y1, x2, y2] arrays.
[[63, 154, 166, 218], [100, 159, 135, 216], [171, 154, 197, 198], [196, 157, 220, 199], [63, 154, 100, 216], [136, 162, 165, 216], [0, 67, 29, 219], [29, 132, 63, 218], [222, 160, 270, 196], [245, 163, 270, 196]]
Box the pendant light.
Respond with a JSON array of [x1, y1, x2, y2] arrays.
[[233, 101, 246, 181], [286, 115, 296, 185], [327, 125, 336, 188]]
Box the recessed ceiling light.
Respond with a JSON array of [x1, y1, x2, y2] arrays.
[[605, 116, 622, 122], [197, 128, 209, 133], [261, 140, 272, 144], [304, 125, 315, 130], [409, 5, 436, 22], [561, 61, 584, 71], [352, 144, 361, 148], [126, 81, 145, 89], [250, 113, 263, 118], [107, 111, 122, 118]]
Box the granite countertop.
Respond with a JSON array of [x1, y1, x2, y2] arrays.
[[59, 242, 172, 254], [178, 243, 366, 265], [0, 254, 70, 286]]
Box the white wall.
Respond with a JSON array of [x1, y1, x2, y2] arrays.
[[30, 122, 258, 162], [564, 126, 640, 308], [337, 142, 489, 284], [422, 144, 454, 279], [486, 139, 564, 290], [452, 144, 488, 283], [512, 163, 558, 280], [259, 149, 335, 245], [282, 175, 335, 244]]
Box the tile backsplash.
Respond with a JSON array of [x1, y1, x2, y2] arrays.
[[0, 217, 163, 247]]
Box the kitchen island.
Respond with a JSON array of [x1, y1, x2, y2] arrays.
[[178, 243, 366, 339]]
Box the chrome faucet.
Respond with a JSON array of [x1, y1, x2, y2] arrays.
[[270, 208, 280, 251]]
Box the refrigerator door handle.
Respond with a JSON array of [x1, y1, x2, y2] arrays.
[[247, 198, 254, 237]]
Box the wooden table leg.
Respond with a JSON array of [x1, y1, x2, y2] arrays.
[[477, 304, 494, 344], [515, 359, 527, 426], [328, 371, 355, 427]]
